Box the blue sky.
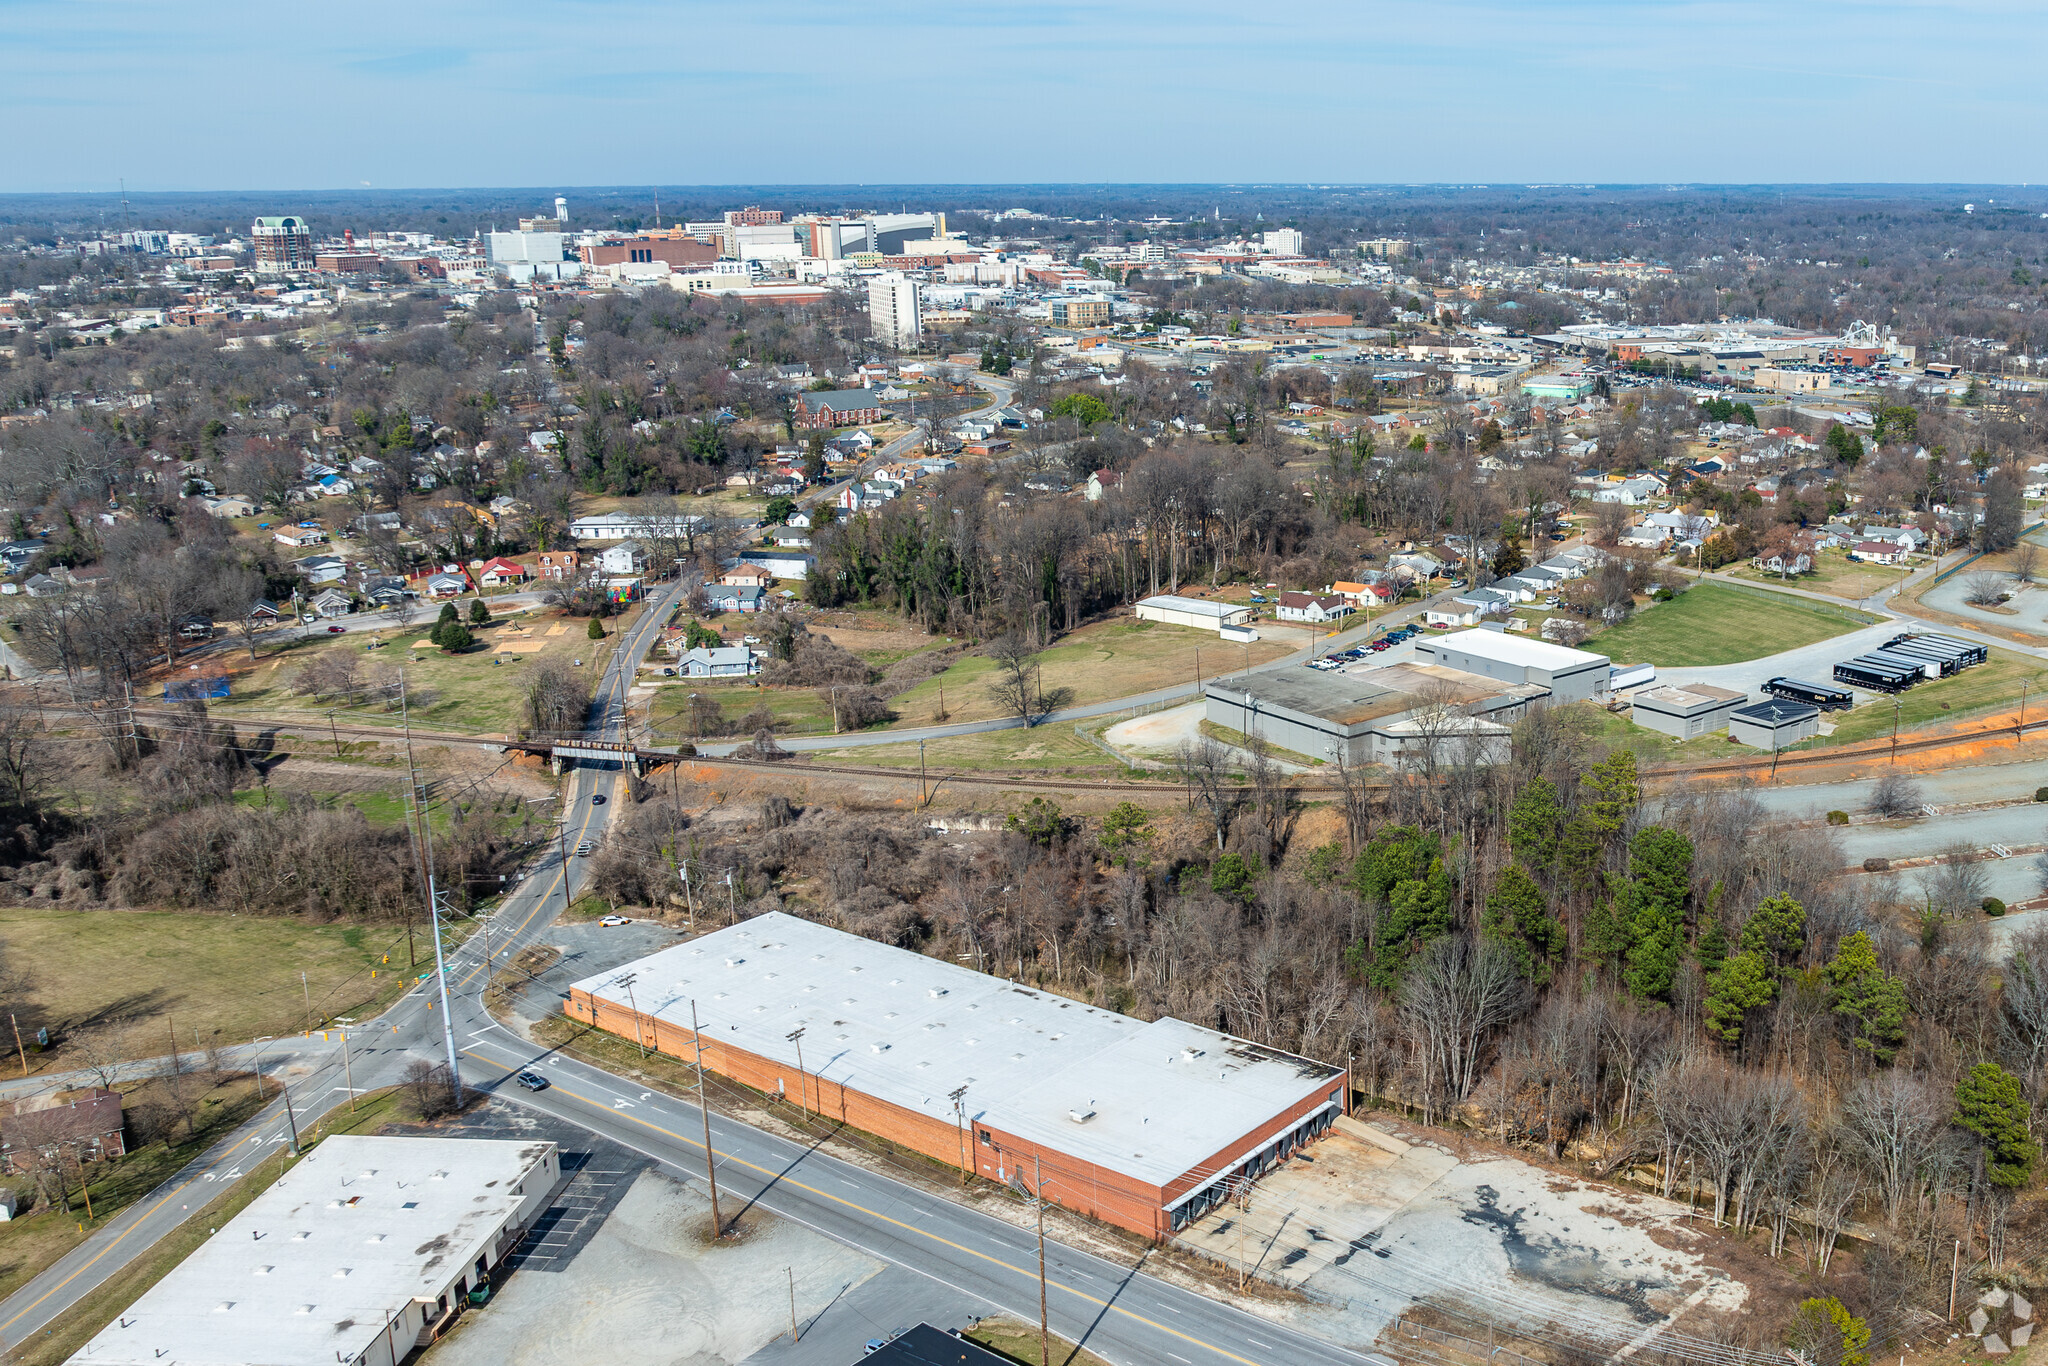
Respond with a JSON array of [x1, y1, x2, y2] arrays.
[[5, 0, 2043, 190]]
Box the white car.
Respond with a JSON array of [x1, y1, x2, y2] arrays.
[[598, 914, 631, 927]]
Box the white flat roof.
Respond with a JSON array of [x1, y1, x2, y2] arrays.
[[1135, 595, 1240, 619], [572, 913, 1340, 1191], [74, 1136, 554, 1366], [1425, 628, 1610, 671]]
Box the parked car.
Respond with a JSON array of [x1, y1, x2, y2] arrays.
[[598, 914, 631, 927]]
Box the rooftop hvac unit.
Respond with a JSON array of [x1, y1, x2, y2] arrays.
[[1069, 1108, 1096, 1124]]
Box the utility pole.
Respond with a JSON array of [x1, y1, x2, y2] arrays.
[[617, 974, 646, 1058], [786, 1027, 808, 1120], [1034, 1155, 1050, 1366], [1891, 694, 1902, 765], [723, 869, 736, 925], [338, 1025, 357, 1114], [918, 738, 927, 809], [788, 1267, 799, 1344], [301, 971, 313, 1029], [556, 816, 572, 919], [690, 1000, 722, 1237], [950, 1085, 969, 1184], [328, 710, 342, 759], [679, 859, 694, 923], [12, 1014, 28, 1077]]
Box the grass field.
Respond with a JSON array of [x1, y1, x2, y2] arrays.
[[1727, 552, 1913, 602], [0, 1074, 264, 1305], [0, 909, 464, 1070], [1586, 583, 1874, 667], [644, 681, 840, 740], [198, 603, 628, 736], [964, 1319, 1114, 1366], [1811, 649, 2048, 745], [8, 1089, 405, 1366], [810, 725, 1128, 776], [885, 618, 1292, 728], [1585, 706, 1762, 765]]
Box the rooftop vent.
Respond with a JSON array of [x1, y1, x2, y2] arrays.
[[1069, 1108, 1097, 1124], [870, 1043, 891, 1053], [723, 957, 745, 968], [215, 1302, 236, 1313], [928, 988, 948, 999], [1181, 1047, 1204, 1062], [253, 1267, 273, 1276]]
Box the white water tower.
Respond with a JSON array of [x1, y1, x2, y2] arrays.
[[554, 197, 568, 222]]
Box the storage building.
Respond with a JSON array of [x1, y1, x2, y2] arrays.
[[1133, 595, 1254, 632], [1203, 663, 1544, 767], [70, 1136, 559, 1366], [1630, 684, 1746, 740], [1415, 629, 1612, 702], [567, 914, 1345, 1241], [1729, 698, 1822, 749]]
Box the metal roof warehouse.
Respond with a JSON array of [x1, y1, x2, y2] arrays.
[[567, 913, 1345, 1238]]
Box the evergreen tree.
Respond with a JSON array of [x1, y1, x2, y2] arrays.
[[1741, 893, 1807, 969], [436, 602, 459, 628], [468, 598, 491, 625], [1370, 857, 1454, 988], [1582, 892, 1630, 967], [1823, 931, 1908, 1062], [1507, 776, 1563, 880], [436, 621, 475, 651], [1790, 1297, 1870, 1366], [1483, 863, 1565, 984], [587, 617, 606, 640], [1705, 950, 1776, 1043], [1695, 882, 1727, 974], [1955, 1062, 2037, 1188], [1209, 852, 1255, 902], [1560, 750, 1639, 889]]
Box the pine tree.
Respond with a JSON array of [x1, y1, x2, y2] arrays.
[[1507, 777, 1563, 881], [1370, 856, 1454, 988], [1823, 931, 1908, 1062], [1482, 863, 1565, 985], [1741, 893, 1807, 969], [468, 598, 491, 625], [1695, 882, 1727, 974], [1705, 950, 1776, 1043], [587, 617, 606, 640], [1955, 1062, 2037, 1188], [1560, 750, 1639, 889]]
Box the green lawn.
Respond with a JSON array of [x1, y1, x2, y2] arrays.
[[645, 682, 840, 740], [810, 725, 1130, 776], [1584, 705, 1763, 765], [0, 909, 466, 1071], [1587, 583, 1874, 667], [1809, 649, 2048, 745]]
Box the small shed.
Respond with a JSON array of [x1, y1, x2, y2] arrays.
[[1631, 684, 1747, 740], [1729, 698, 1822, 749]]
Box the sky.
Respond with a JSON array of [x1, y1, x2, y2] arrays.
[[6, 0, 2045, 192]]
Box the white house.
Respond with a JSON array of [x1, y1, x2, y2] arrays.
[[599, 541, 647, 575], [309, 587, 353, 618], [295, 554, 347, 584], [274, 526, 325, 548], [676, 646, 758, 678], [1275, 592, 1354, 623]]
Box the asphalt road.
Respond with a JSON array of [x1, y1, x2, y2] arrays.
[[0, 578, 682, 1353]]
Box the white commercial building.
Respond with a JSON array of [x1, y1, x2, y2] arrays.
[[868, 272, 922, 348], [70, 1136, 559, 1366], [1133, 595, 1255, 632], [1415, 629, 1612, 703]]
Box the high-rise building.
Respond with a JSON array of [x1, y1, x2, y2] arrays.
[[251, 216, 313, 275], [725, 207, 783, 226], [1261, 228, 1304, 255], [868, 272, 921, 348]]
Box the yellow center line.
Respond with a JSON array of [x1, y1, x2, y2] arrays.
[[0, 1123, 271, 1338], [461, 1051, 1266, 1366]]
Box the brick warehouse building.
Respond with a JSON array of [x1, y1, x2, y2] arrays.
[[567, 913, 1346, 1240]]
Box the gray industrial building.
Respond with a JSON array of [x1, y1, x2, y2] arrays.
[[1630, 683, 1746, 740], [1415, 629, 1612, 702], [1729, 698, 1822, 749], [1203, 663, 1544, 766]]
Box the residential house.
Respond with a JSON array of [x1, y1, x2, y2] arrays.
[[675, 646, 759, 678], [1275, 592, 1355, 624], [274, 526, 326, 548], [24, 572, 67, 597], [1389, 550, 1449, 580], [360, 577, 410, 608], [598, 541, 647, 575], [477, 557, 529, 587], [1085, 469, 1122, 502], [309, 587, 354, 618], [707, 583, 766, 613], [295, 554, 347, 585], [1331, 578, 1398, 607], [740, 550, 812, 581], [1861, 525, 1928, 552], [1618, 523, 1672, 551], [422, 572, 468, 597], [201, 496, 258, 518], [1590, 476, 1666, 506], [246, 599, 282, 621], [720, 567, 774, 590], [1850, 541, 1907, 566], [0, 1088, 126, 1175], [787, 510, 814, 530], [1425, 588, 1512, 627], [1493, 575, 1551, 603], [0, 541, 41, 574], [1758, 551, 1814, 576], [535, 551, 581, 579]]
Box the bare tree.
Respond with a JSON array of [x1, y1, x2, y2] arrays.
[[1175, 737, 1240, 852], [1919, 841, 1989, 917], [1841, 1072, 1947, 1228], [1963, 571, 2009, 606], [0, 701, 52, 808], [984, 633, 1070, 726], [2011, 539, 2040, 586], [1399, 936, 1529, 1124], [1869, 768, 1923, 818]]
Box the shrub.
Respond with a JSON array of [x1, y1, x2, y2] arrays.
[[1827, 811, 1850, 825], [1985, 897, 2008, 917], [1863, 857, 1890, 872], [587, 617, 606, 640], [2035, 786, 2048, 802]]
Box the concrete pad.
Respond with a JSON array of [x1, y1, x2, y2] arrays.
[[1178, 1130, 1458, 1287], [1971, 1307, 1990, 1335], [2015, 1293, 2033, 1322], [2012, 1323, 2033, 1346], [1983, 1287, 2011, 1309], [1985, 1334, 2009, 1355], [431, 1168, 884, 1366]]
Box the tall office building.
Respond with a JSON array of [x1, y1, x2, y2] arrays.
[[868, 272, 921, 348], [251, 216, 313, 275]]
